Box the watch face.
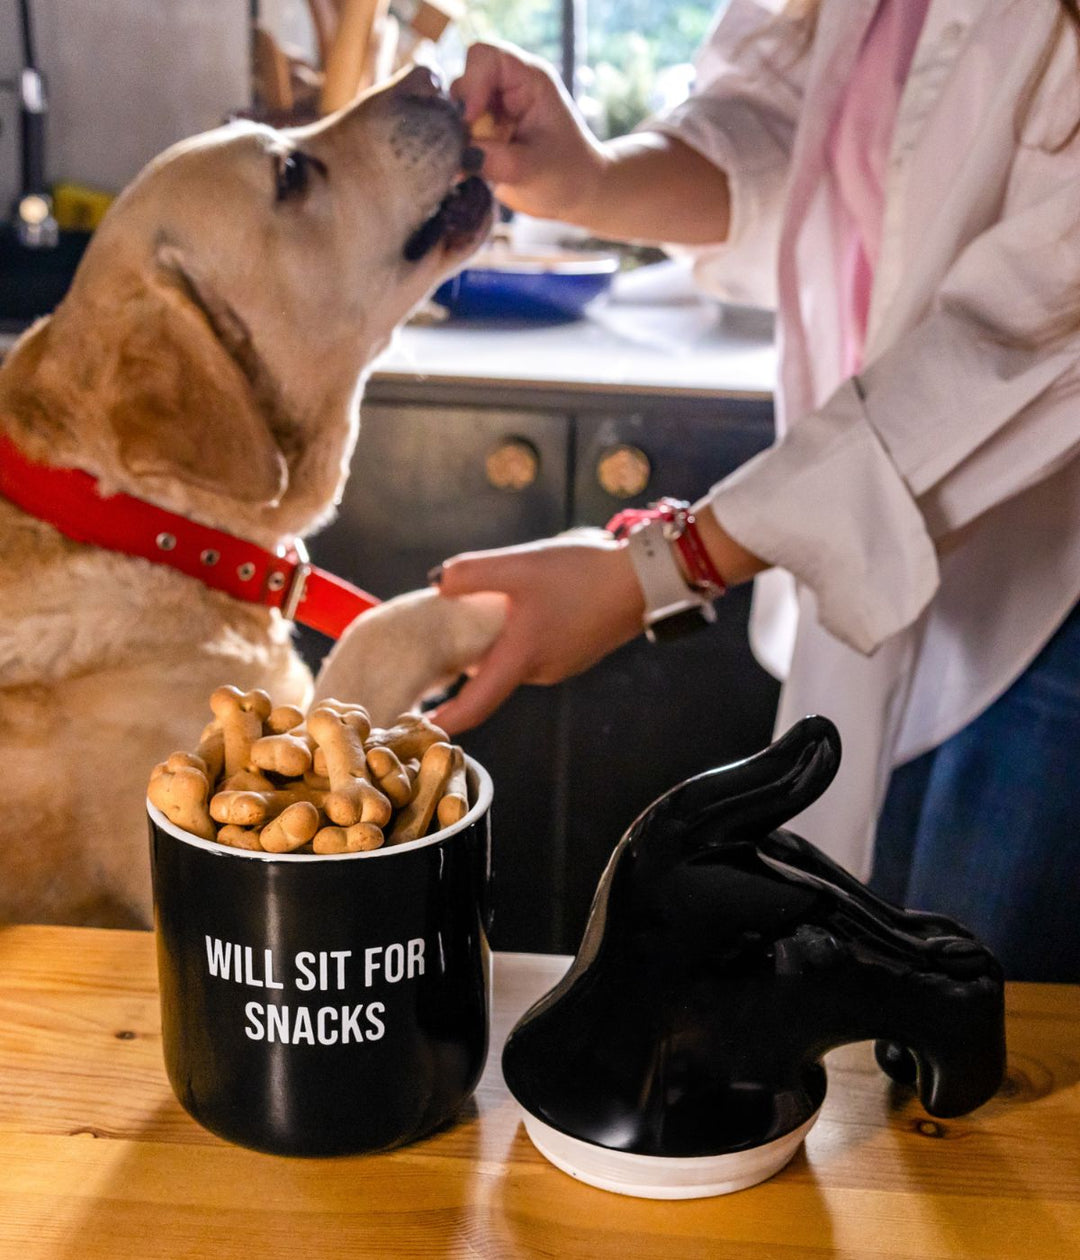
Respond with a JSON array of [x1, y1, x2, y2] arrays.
[[645, 601, 718, 643]]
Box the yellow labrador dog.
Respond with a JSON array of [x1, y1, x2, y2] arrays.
[[0, 66, 504, 928]]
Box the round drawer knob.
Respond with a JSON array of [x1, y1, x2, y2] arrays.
[[486, 438, 540, 491], [597, 444, 651, 499]]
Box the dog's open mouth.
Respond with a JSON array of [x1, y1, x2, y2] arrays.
[[403, 175, 493, 264]]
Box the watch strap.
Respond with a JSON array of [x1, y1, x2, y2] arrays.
[[608, 497, 727, 600], [625, 517, 716, 643]]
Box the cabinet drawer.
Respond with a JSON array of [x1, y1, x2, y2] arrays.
[[575, 400, 774, 523], [310, 403, 572, 599]]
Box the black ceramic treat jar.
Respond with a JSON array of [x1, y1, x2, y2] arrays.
[[148, 759, 492, 1157]]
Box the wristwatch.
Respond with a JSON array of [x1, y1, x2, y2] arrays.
[[618, 508, 719, 643], [608, 498, 728, 643]]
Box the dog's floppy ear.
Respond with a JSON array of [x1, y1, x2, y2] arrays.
[[106, 245, 288, 504], [0, 317, 58, 442]]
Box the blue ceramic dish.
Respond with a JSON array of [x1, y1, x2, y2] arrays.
[[433, 249, 620, 321]]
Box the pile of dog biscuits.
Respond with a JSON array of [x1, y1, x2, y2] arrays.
[[147, 686, 469, 854]]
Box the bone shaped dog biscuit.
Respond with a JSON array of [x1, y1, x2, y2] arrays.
[[260, 801, 320, 853], [266, 704, 304, 733], [388, 741, 455, 845], [312, 822, 384, 854], [250, 729, 314, 778], [365, 745, 412, 809], [437, 744, 469, 829], [307, 704, 392, 827], [195, 722, 225, 784], [217, 823, 263, 850], [367, 712, 449, 763], [210, 685, 273, 777], [149, 754, 216, 840], [209, 786, 324, 827]]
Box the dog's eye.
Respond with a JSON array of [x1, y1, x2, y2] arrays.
[[274, 150, 326, 203]]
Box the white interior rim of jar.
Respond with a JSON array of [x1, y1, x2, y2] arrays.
[[147, 757, 492, 862]]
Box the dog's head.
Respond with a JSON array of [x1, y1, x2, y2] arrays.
[[0, 66, 491, 541]]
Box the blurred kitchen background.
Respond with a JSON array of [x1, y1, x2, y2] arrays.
[[0, 0, 713, 255], [0, 0, 781, 955]]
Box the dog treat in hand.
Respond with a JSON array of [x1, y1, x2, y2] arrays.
[[471, 111, 512, 143], [149, 687, 472, 855]]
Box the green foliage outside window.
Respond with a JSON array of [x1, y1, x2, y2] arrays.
[[586, 0, 714, 136], [453, 0, 717, 138], [456, 0, 564, 71]]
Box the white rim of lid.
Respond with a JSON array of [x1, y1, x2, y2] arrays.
[[521, 1108, 820, 1200]]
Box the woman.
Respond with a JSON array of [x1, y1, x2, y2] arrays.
[[433, 1, 1080, 980]]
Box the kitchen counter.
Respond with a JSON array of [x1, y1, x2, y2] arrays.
[[1, 925, 1078, 1259], [370, 297, 777, 403], [3, 296, 778, 401]]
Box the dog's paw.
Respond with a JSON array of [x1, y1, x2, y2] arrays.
[[312, 588, 506, 725]]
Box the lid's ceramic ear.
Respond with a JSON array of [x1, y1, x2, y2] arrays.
[[503, 715, 1006, 1199]]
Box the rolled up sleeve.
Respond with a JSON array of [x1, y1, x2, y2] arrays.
[[650, 0, 806, 308], [707, 36, 1080, 656], [708, 379, 940, 653]]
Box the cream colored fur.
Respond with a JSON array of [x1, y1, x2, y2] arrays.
[[314, 587, 505, 719], [0, 70, 500, 928]]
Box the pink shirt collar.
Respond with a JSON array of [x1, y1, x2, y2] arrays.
[[828, 0, 932, 375]]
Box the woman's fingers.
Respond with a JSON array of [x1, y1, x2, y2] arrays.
[[429, 625, 534, 734], [450, 41, 604, 222], [451, 41, 538, 125], [430, 534, 647, 733]]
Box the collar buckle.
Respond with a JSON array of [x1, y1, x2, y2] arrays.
[[280, 537, 311, 622]]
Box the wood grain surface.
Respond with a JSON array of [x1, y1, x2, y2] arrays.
[[0, 925, 1077, 1259]]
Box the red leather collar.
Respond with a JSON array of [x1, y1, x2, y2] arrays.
[[0, 429, 379, 640]]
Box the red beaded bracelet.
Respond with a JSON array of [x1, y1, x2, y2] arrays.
[[606, 497, 727, 601]]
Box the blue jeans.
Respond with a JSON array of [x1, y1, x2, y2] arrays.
[[870, 599, 1080, 982]]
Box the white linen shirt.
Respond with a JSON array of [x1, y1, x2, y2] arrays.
[[654, 0, 1080, 878]]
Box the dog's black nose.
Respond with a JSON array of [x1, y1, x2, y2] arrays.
[[391, 64, 445, 100]]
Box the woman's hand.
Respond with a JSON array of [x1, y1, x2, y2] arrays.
[[429, 530, 645, 734], [451, 41, 733, 245], [451, 41, 609, 223]]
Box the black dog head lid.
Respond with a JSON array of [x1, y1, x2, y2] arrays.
[[502, 716, 1006, 1160]]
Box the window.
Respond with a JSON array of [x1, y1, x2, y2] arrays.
[[445, 0, 717, 138]]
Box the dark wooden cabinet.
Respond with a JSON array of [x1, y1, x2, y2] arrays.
[[298, 385, 780, 954]]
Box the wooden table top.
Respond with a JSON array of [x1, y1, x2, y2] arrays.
[[0, 925, 1077, 1259]]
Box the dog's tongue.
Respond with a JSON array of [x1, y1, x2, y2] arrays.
[[403, 175, 493, 263]]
